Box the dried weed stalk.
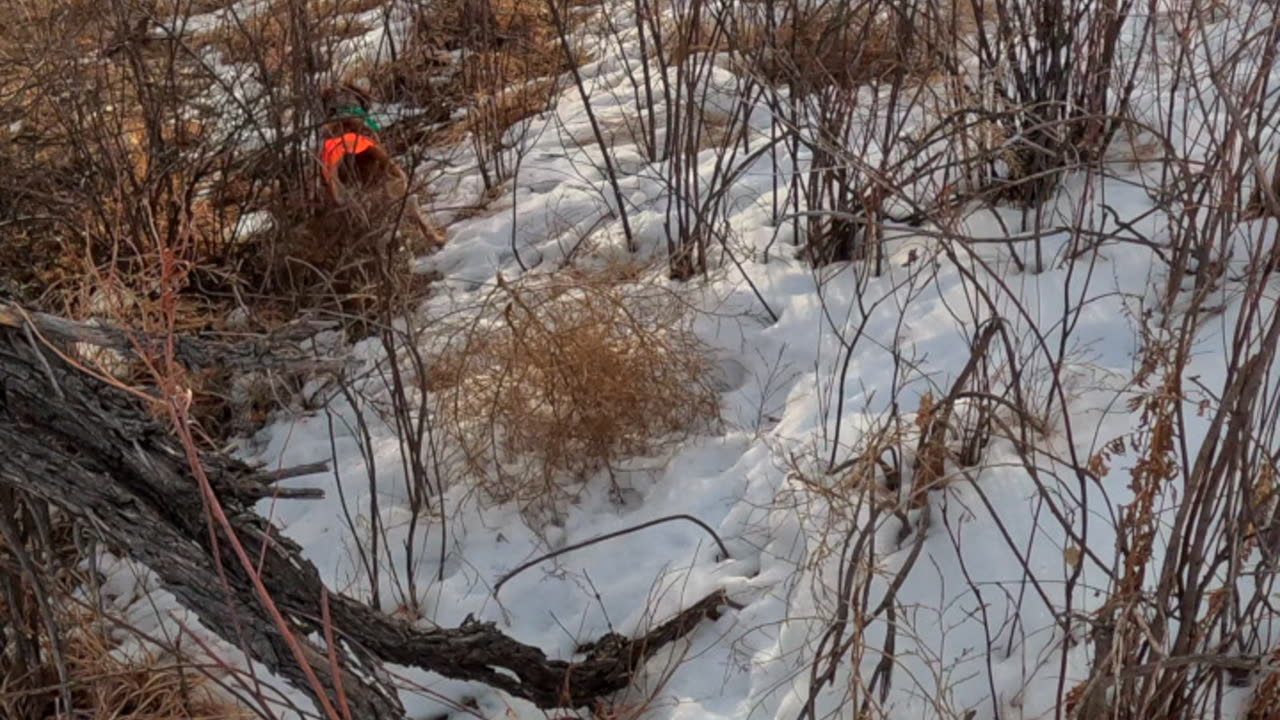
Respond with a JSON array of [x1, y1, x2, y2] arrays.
[[430, 269, 721, 516], [0, 495, 245, 720]]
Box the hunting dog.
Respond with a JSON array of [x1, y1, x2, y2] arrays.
[[318, 84, 445, 251]]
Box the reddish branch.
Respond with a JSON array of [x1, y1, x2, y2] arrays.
[[0, 319, 732, 719]]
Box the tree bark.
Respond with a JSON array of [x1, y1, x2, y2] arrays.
[[0, 319, 731, 718]]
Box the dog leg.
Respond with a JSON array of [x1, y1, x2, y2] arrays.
[[386, 170, 446, 252], [407, 202, 446, 250], [324, 174, 344, 205]]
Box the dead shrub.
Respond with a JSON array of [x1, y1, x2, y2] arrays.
[[0, 0, 439, 443], [672, 0, 977, 91], [345, 0, 586, 188], [429, 267, 721, 517], [158, 0, 239, 16], [242, 188, 440, 332], [1245, 159, 1280, 221], [353, 0, 572, 106], [192, 0, 374, 68], [1248, 665, 1280, 720], [191, 11, 287, 66], [433, 75, 560, 149], [0, 495, 246, 720], [20, 610, 247, 720], [0, 0, 248, 318]]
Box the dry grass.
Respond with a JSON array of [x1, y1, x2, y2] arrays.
[[671, 0, 979, 91], [0, 610, 249, 720], [191, 0, 383, 67], [0, 0, 579, 442], [196, 12, 372, 66], [0, 0, 411, 303], [1, 0, 451, 438], [1, 0, 567, 321], [348, 0, 575, 100], [159, 0, 241, 17], [345, 0, 584, 167], [429, 266, 721, 517], [314, 0, 392, 17], [0, 503, 247, 720], [434, 76, 561, 148], [1248, 667, 1280, 720], [0, 0, 237, 313], [1245, 160, 1280, 220], [244, 187, 442, 330], [565, 104, 734, 153]]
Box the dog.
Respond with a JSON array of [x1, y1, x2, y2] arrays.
[[318, 84, 446, 251]]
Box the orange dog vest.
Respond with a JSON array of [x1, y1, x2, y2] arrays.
[[321, 133, 378, 182]]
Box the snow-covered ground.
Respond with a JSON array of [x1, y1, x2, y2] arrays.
[[93, 0, 1280, 717]]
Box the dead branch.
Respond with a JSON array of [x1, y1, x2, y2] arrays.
[[0, 301, 346, 374], [0, 319, 731, 718]]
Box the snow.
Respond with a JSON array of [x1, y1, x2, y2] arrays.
[[78, 552, 320, 718], [84, 0, 1280, 718]]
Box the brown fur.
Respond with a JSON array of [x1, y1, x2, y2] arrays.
[[319, 85, 446, 251]]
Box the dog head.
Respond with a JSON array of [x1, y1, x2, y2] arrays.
[[320, 83, 377, 136]]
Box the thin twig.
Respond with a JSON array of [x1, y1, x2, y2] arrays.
[[494, 514, 731, 598]]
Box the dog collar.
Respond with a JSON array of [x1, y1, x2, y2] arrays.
[[336, 105, 382, 131]]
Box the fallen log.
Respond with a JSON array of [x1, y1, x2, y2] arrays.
[[0, 300, 346, 374], [0, 314, 731, 718]]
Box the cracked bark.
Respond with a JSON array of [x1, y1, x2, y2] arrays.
[[0, 320, 731, 719]]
